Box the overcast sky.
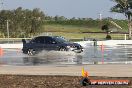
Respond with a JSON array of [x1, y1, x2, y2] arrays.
[[2, 0, 126, 19]]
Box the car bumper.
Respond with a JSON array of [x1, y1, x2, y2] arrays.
[[69, 48, 83, 53]]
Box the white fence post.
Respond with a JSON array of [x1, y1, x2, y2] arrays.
[[125, 34, 126, 40]]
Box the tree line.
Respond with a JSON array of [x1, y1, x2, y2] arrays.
[[0, 7, 45, 38], [0, 7, 129, 38], [45, 15, 127, 31]]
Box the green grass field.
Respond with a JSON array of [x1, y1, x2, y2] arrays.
[[44, 24, 102, 33], [0, 24, 128, 43], [43, 24, 128, 40]]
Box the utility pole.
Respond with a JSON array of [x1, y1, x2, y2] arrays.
[[99, 13, 102, 20], [99, 13, 102, 29], [0, 0, 4, 10], [7, 20, 9, 43]]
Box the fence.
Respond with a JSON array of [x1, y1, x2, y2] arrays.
[[0, 34, 130, 44]]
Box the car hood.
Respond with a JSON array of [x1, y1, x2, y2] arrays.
[[63, 42, 81, 46]]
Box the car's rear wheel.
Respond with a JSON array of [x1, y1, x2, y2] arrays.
[[27, 49, 36, 56]]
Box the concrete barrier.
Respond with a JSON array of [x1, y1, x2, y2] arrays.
[[97, 40, 132, 46], [76, 40, 132, 47], [0, 40, 132, 49], [0, 44, 23, 49]]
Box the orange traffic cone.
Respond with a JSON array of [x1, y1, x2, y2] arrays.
[[82, 67, 89, 77], [0, 47, 3, 56]]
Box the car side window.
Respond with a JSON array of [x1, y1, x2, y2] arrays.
[[33, 37, 44, 44], [44, 37, 54, 44]]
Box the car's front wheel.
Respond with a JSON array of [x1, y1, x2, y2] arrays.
[[59, 47, 67, 51], [27, 49, 36, 56]]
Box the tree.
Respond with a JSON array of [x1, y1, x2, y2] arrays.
[[101, 23, 112, 40], [111, 0, 132, 39]]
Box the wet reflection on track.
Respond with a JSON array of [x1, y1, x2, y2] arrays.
[[22, 51, 83, 65], [0, 50, 83, 66]]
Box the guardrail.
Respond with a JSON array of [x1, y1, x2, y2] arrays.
[[0, 38, 31, 44]]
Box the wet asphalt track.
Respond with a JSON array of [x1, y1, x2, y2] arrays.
[[1, 45, 132, 66]]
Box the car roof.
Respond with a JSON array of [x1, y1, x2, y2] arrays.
[[34, 36, 52, 38], [34, 36, 62, 38]]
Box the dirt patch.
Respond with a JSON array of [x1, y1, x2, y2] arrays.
[[0, 75, 131, 88]]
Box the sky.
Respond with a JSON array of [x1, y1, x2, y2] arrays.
[[1, 0, 126, 19]]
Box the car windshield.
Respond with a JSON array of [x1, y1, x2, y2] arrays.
[[53, 36, 67, 43]]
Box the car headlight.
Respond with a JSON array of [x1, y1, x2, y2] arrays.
[[66, 46, 71, 48]]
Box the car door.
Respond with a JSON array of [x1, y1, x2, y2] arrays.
[[44, 37, 58, 50], [31, 37, 44, 51]]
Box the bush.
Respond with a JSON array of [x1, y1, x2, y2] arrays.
[[106, 35, 112, 40]]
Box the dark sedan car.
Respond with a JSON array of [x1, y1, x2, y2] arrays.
[[22, 36, 83, 55]]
